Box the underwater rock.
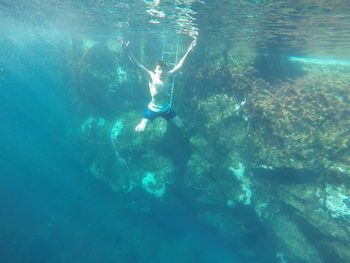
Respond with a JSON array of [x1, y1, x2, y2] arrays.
[[271, 214, 324, 263], [80, 112, 174, 196], [324, 184, 350, 219], [69, 38, 138, 116], [76, 38, 350, 262], [184, 45, 350, 262], [234, 170, 328, 263], [228, 162, 252, 206], [81, 116, 107, 143], [196, 93, 239, 129], [244, 63, 350, 177], [112, 112, 168, 153], [189, 135, 214, 161], [278, 183, 350, 261], [142, 172, 166, 198], [112, 114, 174, 195]]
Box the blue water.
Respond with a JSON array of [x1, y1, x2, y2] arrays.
[[4, 1, 349, 262], [0, 35, 271, 263]]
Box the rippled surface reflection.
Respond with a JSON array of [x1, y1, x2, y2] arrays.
[[1, 1, 349, 58], [197, 0, 350, 57]]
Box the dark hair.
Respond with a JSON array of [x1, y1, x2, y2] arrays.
[[154, 60, 167, 71]]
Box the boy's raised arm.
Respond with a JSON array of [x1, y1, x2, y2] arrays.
[[118, 38, 152, 77], [168, 40, 197, 75]]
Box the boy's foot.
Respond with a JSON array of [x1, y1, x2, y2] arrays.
[[135, 120, 148, 132]]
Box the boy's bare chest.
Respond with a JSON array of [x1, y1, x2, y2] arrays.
[[149, 76, 169, 93]]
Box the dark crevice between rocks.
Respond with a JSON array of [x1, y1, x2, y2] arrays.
[[149, 126, 280, 262], [253, 167, 321, 185], [284, 202, 346, 263], [159, 125, 192, 190], [252, 167, 349, 263]]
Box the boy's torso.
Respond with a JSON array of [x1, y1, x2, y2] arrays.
[[148, 73, 170, 106]]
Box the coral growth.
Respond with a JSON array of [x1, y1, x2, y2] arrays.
[[74, 38, 350, 263], [80, 111, 174, 197], [181, 44, 350, 262], [244, 62, 350, 176]]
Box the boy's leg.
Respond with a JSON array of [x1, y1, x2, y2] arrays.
[[135, 118, 150, 132], [169, 115, 183, 128]]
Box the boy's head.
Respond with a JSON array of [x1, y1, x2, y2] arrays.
[[154, 61, 167, 75]]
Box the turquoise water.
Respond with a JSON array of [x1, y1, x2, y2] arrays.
[[1, 1, 350, 263], [288, 56, 350, 66], [0, 40, 247, 262], [0, 20, 264, 263]]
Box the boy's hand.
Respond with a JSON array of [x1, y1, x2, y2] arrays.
[[118, 38, 130, 49], [189, 39, 197, 51]]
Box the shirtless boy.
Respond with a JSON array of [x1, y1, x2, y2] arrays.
[[119, 38, 196, 132]]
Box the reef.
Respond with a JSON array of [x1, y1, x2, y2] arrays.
[[245, 63, 350, 177], [66, 38, 141, 117], [72, 38, 350, 262], [178, 41, 350, 262], [80, 111, 174, 197]]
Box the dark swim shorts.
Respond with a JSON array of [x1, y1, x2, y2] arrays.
[[143, 107, 177, 121]]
